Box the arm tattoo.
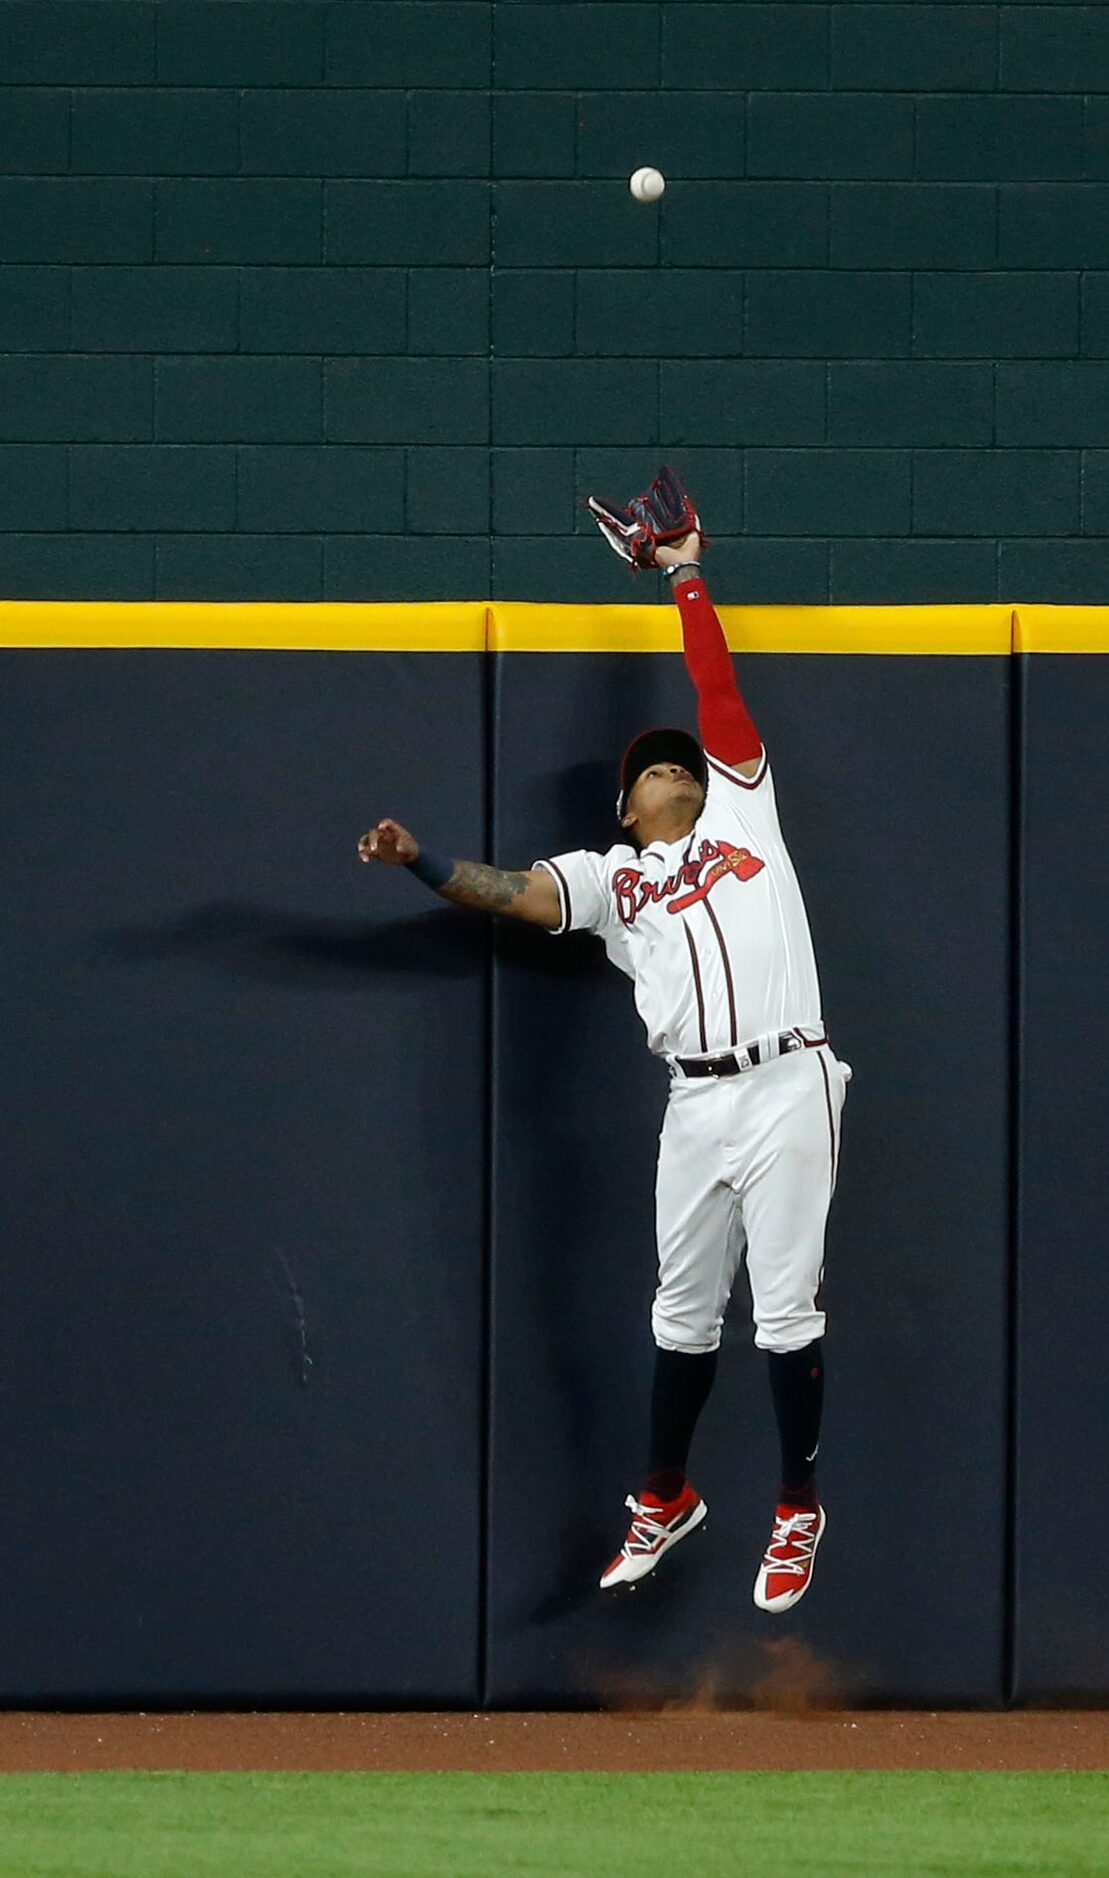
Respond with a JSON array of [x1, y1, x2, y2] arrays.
[[440, 860, 531, 914]]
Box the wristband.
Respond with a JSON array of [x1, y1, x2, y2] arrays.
[[406, 847, 455, 891], [663, 561, 702, 581]]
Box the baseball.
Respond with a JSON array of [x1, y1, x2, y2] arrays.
[[629, 166, 666, 204]]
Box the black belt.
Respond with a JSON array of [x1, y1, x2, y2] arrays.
[[675, 1032, 828, 1078]]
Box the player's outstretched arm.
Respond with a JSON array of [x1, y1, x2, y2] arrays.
[[358, 818, 561, 929], [655, 533, 763, 781], [584, 468, 763, 781]]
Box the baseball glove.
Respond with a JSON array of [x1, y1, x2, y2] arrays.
[[584, 463, 702, 571]]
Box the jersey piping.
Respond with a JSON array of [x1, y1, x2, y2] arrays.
[[817, 1051, 839, 1195], [681, 918, 708, 1054], [707, 749, 767, 791], [702, 896, 738, 1048], [536, 857, 572, 936]]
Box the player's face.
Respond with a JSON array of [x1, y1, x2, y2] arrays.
[[625, 763, 705, 833]]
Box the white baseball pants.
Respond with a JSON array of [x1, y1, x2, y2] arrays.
[[652, 1045, 849, 1356]]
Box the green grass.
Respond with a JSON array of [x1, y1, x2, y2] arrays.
[[0, 1771, 1104, 1877]]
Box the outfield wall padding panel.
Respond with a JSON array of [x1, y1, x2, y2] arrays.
[[486, 651, 1010, 1706], [1014, 651, 1109, 1703], [0, 650, 486, 1703]]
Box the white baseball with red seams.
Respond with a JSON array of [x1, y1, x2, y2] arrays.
[[535, 745, 850, 1356]]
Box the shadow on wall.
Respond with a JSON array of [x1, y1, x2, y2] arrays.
[[97, 902, 483, 984], [505, 756, 630, 856], [553, 757, 624, 835], [98, 905, 487, 991], [97, 901, 607, 987], [92, 751, 633, 993]]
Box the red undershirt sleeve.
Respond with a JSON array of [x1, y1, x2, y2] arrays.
[[670, 569, 763, 766]]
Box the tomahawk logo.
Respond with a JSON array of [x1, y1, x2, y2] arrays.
[[612, 837, 765, 928]]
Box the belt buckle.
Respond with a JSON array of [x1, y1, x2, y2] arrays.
[[706, 1056, 729, 1078]]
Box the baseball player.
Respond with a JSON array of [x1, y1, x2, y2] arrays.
[[359, 468, 848, 1613]]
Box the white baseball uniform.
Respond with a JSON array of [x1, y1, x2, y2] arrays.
[[536, 747, 849, 1355]]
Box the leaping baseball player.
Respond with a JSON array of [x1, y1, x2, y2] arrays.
[[360, 468, 849, 1613]]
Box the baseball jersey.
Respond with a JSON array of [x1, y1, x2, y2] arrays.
[[535, 748, 822, 1062]]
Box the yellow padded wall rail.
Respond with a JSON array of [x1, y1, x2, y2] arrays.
[[489, 602, 1013, 654], [1012, 607, 1109, 653], [0, 601, 489, 652], [0, 600, 1105, 652]]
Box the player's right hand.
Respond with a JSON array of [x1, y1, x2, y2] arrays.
[[358, 818, 418, 865]]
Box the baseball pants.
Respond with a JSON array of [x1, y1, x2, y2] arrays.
[[652, 1044, 849, 1356]]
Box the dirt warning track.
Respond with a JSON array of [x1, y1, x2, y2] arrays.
[[0, 1710, 1104, 1773]]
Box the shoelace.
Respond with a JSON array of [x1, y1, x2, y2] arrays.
[[763, 1510, 819, 1578], [621, 1494, 674, 1556]]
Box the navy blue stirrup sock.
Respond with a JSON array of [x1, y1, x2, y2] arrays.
[[767, 1339, 824, 1509], [647, 1347, 718, 1497]]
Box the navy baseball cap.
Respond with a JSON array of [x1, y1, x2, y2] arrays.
[[617, 726, 707, 822]]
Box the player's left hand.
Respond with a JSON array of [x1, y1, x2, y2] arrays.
[[585, 464, 703, 569], [654, 530, 702, 567]]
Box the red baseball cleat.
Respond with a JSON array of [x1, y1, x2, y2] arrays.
[[753, 1502, 827, 1612], [599, 1482, 707, 1590]]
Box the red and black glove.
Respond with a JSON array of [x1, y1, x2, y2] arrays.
[[585, 464, 703, 571]]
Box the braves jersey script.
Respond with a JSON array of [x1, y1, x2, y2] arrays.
[[535, 748, 822, 1062]]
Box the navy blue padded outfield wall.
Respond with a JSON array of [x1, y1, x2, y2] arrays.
[[1, 0, 1109, 607], [0, 638, 488, 1703], [1, 604, 1108, 1704], [1013, 618, 1109, 1706], [10, 600, 1109, 1712]]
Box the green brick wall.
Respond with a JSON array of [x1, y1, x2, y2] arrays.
[[0, 0, 1106, 604]]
